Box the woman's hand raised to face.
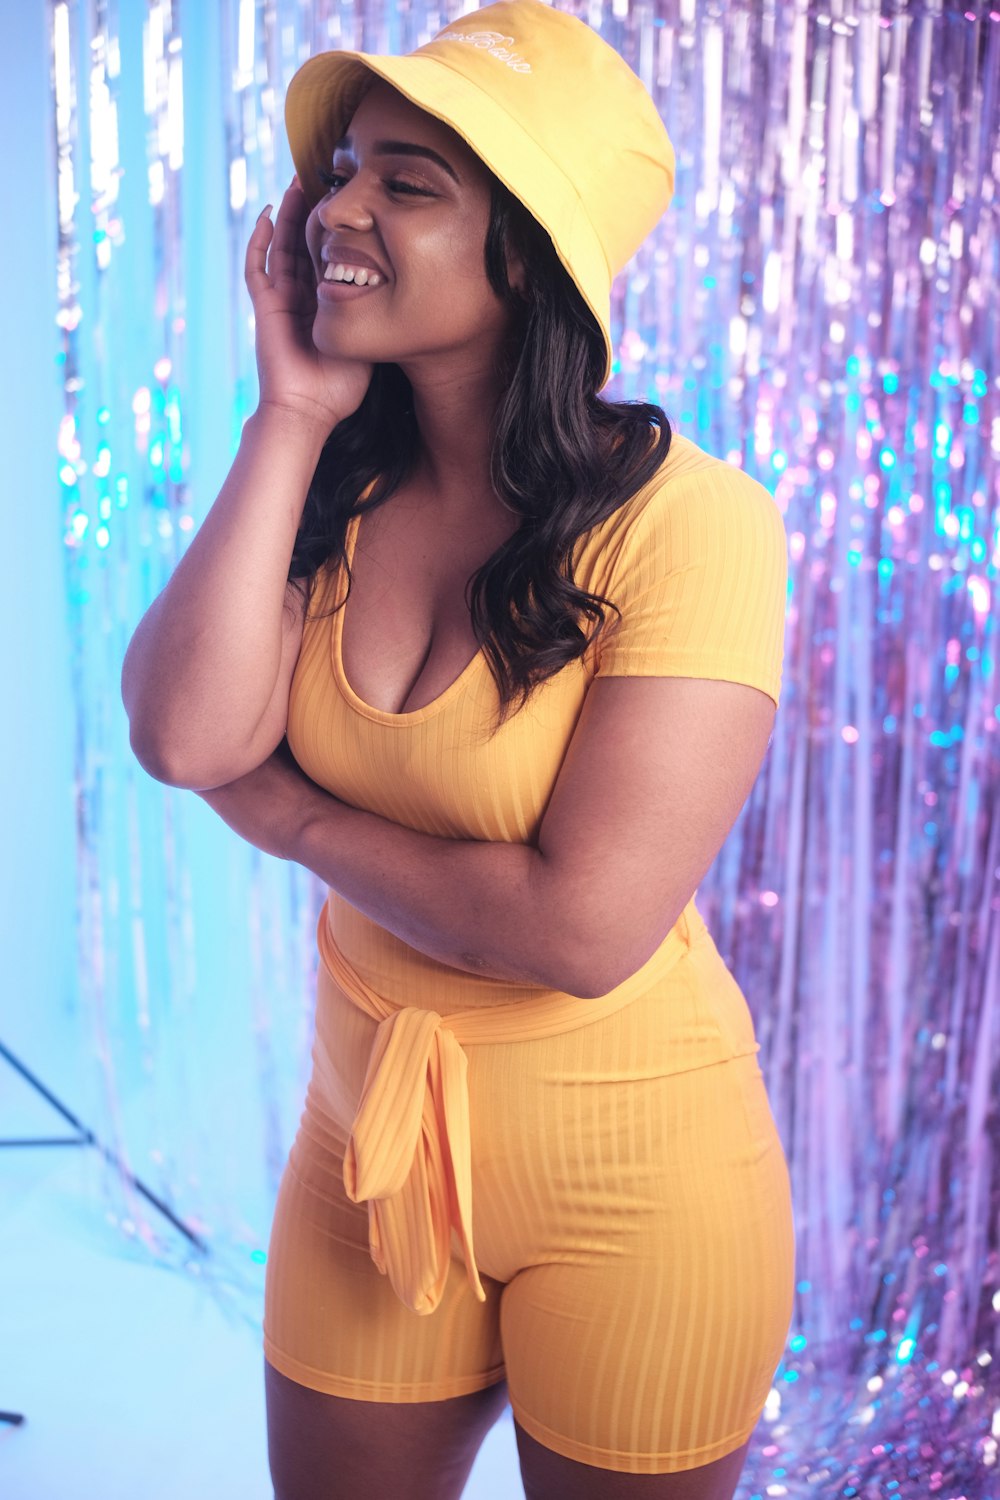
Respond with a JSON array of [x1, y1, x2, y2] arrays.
[[245, 178, 375, 432]]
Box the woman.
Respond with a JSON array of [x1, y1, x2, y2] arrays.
[[122, 3, 795, 1497]]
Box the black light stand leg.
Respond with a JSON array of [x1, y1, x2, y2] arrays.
[[0, 1038, 208, 1253], [0, 1037, 212, 1431]]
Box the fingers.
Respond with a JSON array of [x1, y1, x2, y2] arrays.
[[244, 204, 275, 298], [267, 180, 313, 283], [244, 179, 316, 302]]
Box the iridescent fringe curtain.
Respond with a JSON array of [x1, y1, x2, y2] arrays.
[[48, 1, 998, 1493]]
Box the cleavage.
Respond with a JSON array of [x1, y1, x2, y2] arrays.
[[340, 495, 517, 715]]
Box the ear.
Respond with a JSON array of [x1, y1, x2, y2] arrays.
[[506, 244, 527, 297]]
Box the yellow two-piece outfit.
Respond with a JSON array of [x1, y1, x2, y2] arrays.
[[262, 432, 796, 1476]]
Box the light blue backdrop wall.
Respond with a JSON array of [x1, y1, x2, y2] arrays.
[[1, 2, 79, 1102]]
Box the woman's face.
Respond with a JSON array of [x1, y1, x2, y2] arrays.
[[304, 80, 519, 371]]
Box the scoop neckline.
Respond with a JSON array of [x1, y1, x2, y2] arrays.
[[331, 507, 487, 726]]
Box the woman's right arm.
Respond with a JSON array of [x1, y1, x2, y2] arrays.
[[121, 403, 327, 790], [121, 180, 373, 790]]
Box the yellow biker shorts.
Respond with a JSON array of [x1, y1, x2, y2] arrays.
[[263, 904, 795, 1476]]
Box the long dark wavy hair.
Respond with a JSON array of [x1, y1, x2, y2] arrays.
[[288, 175, 672, 733]]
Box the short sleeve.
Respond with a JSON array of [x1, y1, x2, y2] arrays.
[[593, 461, 789, 710]]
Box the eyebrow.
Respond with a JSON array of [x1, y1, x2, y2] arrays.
[[333, 135, 461, 184]]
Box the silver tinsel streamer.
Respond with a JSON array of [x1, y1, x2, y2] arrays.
[[49, 2, 999, 1494]]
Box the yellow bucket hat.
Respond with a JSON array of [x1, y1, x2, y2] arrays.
[[284, 0, 675, 387]]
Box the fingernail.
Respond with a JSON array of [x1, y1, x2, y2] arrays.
[[258, 203, 273, 221]]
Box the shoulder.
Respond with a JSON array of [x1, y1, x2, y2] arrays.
[[578, 432, 786, 583], [624, 433, 782, 531]]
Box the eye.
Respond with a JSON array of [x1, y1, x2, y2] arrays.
[[386, 180, 434, 197], [317, 166, 435, 199]]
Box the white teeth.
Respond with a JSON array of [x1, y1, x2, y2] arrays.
[[322, 261, 383, 287]]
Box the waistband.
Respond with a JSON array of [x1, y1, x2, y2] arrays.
[[316, 896, 699, 1317]]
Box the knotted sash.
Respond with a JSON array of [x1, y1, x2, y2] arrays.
[[316, 899, 696, 1316]]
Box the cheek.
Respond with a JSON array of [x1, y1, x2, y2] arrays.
[[407, 220, 495, 309], [406, 204, 489, 273]]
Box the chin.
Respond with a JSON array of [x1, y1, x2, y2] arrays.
[[310, 324, 381, 362]]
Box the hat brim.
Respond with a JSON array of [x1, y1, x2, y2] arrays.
[[285, 50, 614, 387]]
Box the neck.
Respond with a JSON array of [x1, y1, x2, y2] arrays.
[[397, 349, 510, 508]]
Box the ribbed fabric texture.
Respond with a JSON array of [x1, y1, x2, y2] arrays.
[[319, 895, 697, 1318], [263, 432, 795, 1473], [263, 914, 795, 1473]]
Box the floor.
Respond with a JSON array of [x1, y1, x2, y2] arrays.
[[0, 1064, 525, 1500], [8, 1041, 991, 1499]]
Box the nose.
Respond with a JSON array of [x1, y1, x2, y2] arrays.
[[317, 177, 375, 233]]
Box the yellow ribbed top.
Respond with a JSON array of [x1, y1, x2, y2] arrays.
[[289, 428, 787, 881]]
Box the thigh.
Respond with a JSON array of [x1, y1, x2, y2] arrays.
[[263, 1135, 506, 1403], [262, 976, 512, 1499], [266, 1359, 511, 1500], [515, 1426, 752, 1500], [498, 1049, 795, 1480]]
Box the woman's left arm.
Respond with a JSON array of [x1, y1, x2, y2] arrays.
[[197, 675, 776, 999]]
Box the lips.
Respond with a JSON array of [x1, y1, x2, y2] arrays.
[[320, 244, 388, 279]]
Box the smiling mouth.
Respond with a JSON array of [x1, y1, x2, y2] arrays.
[[323, 263, 384, 288]]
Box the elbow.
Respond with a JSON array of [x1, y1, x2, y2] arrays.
[[126, 719, 272, 791], [561, 964, 628, 1002], [550, 943, 627, 1002], [126, 723, 204, 789], [120, 662, 187, 785], [125, 708, 235, 790], [556, 925, 681, 1001], [531, 859, 682, 1000], [123, 683, 263, 790]]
